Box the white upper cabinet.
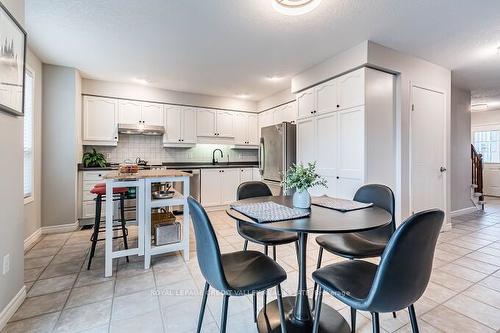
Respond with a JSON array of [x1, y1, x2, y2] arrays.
[[141, 102, 164, 126], [164, 106, 197, 145], [337, 68, 365, 111], [118, 100, 164, 126], [282, 103, 297, 123], [118, 100, 142, 124], [196, 109, 217, 137], [196, 109, 234, 137], [234, 113, 259, 146], [296, 88, 316, 119], [259, 110, 274, 129], [83, 96, 118, 145], [216, 111, 234, 137], [316, 79, 339, 114]]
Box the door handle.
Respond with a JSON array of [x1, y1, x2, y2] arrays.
[[440, 167, 447, 172]]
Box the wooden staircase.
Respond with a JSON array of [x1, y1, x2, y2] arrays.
[[471, 144, 485, 210]]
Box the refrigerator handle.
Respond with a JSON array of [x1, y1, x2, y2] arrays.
[[259, 137, 265, 175]]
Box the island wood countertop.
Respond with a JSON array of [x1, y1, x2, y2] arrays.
[[103, 169, 192, 180]]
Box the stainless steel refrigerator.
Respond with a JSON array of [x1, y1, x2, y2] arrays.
[[259, 122, 296, 195]]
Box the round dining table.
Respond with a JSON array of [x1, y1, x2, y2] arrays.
[[226, 195, 392, 333]]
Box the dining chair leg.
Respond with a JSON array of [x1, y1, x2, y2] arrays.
[[263, 246, 269, 312], [253, 293, 257, 322], [220, 294, 230, 333], [393, 312, 397, 318], [197, 282, 210, 333], [276, 284, 287, 333], [350, 307, 356, 333], [87, 195, 102, 270], [312, 286, 323, 333], [408, 304, 419, 333], [312, 247, 323, 309], [243, 240, 248, 251], [119, 193, 129, 262], [371, 312, 380, 333], [272, 246, 277, 261]]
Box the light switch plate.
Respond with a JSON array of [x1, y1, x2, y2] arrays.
[[2, 254, 10, 275]]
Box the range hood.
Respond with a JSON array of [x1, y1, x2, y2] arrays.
[[118, 124, 165, 136]]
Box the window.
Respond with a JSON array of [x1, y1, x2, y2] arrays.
[[473, 130, 500, 163], [24, 69, 34, 200]]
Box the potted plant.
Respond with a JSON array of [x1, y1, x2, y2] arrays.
[[282, 162, 327, 208], [82, 148, 107, 168]]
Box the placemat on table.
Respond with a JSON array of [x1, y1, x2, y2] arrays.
[[230, 201, 310, 223], [311, 195, 373, 212]]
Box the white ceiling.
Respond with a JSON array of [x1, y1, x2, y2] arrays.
[[26, 0, 500, 101]]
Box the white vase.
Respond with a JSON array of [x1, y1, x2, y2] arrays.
[[293, 189, 311, 209]]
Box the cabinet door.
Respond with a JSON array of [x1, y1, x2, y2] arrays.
[[182, 107, 197, 143], [233, 113, 248, 144], [239, 168, 253, 183], [83, 97, 118, 143], [164, 106, 182, 143], [216, 111, 234, 137], [252, 168, 261, 181], [259, 110, 274, 129], [316, 79, 339, 114], [141, 102, 164, 126], [118, 100, 142, 124], [338, 69, 365, 110], [273, 106, 285, 124], [314, 111, 338, 197], [282, 103, 297, 123], [247, 115, 259, 145], [221, 169, 240, 204], [296, 117, 315, 165], [197, 109, 217, 137], [296, 88, 315, 119], [337, 108, 364, 199], [201, 169, 222, 206]]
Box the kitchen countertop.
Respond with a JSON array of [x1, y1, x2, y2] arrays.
[[78, 161, 259, 171], [103, 169, 192, 180]]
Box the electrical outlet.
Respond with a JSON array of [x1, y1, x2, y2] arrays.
[[3, 254, 10, 275], [105, 152, 111, 159]]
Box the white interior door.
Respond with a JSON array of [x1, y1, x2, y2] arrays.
[[411, 86, 446, 214]]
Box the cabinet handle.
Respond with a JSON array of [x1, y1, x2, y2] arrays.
[[337, 104, 340, 108], [114, 136, 118, 139], [336, 176, 340, 179]]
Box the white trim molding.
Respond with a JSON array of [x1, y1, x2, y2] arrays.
[[449, 206, 478, 218], [40, 221, 79, 234], [24, 228, 42, 252], [0, 286, 26, 331]]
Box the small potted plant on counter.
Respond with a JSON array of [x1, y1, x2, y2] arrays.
[[82, 148, 107, 168], [282, 162, 327, 209]]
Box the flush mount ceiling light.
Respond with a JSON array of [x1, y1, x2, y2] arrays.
[[237, 93, 250, 99], [266, 75, 283, 81], [132, 78, 149, 85], [471, 103, 488, 112], [272, 0, 322, 16]]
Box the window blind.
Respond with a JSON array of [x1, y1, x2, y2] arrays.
[[24, 69, 34, 198]]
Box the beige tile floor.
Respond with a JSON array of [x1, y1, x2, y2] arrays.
[[4, 199, 500, 333]]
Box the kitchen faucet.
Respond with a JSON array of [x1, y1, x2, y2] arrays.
[[212, 149, 223, 165]]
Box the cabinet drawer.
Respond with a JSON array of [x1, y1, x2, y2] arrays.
[[83, 171, 106, 181]]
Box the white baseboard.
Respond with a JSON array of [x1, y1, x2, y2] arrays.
[[24, 228, 42, 252], [0, 286, 26, 331], [449, 206, 477, 218], [40, 220, 79, 234]]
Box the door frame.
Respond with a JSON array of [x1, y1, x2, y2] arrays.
[[408, 82, 449, 225]]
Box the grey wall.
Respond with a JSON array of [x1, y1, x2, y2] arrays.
[[24, 48, 43, 240], [471, 108, 500, 126], [450, 84, 473, 212], [42, 65, 80, 228], [0, 0, 26, 320], [82, 79, 258, 112]]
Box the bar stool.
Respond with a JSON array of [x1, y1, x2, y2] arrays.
[[87, 184, 130, 270]]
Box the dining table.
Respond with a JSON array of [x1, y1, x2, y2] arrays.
[[226, 195, 392, 333]]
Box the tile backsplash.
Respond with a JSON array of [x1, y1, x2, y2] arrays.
[[84, 135, 258, 165]]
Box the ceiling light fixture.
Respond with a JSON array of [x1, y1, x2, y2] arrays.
[[237, 93, 250, 99], [266, 75, 283, 81], [133, 78, 149, 85], [471, 103, 488, 112], [272, 0, 322, 16]]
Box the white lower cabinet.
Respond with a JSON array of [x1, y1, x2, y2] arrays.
[[201, 167, 258, 207]]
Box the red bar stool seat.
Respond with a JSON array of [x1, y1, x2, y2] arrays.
[[87, 184, 130, 270]]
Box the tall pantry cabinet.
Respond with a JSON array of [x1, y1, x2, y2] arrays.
[[296, 67, 395, 199]]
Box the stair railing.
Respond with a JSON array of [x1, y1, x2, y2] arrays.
[[471, 144, 484, 207]]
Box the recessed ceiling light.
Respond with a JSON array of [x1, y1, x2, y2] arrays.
[[266, 75, 283, 81], [471, 103, 488, 112], [272, 0, 322, 16], [237, 93, 250, 99], [133, 78, 149, 85]]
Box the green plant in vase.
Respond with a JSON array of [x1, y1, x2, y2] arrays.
[[82, 148, 107, 168], [282, 162, 327, 208]]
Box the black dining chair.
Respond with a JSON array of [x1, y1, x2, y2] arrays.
[[312, 209, 444, 333], [236, 181, 299, 321], [187, 197, 288, 333], [312, 184, 396, 328]]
